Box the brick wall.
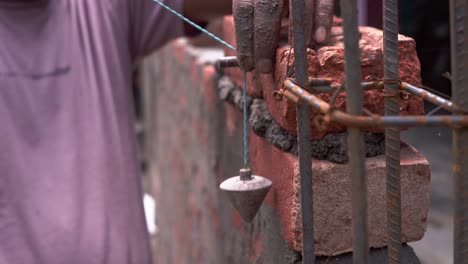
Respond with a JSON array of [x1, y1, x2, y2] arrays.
[[141, 40, 301, 264], [141, 20, 429, 263]]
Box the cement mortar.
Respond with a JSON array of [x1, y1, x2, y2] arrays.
[[218, 75, 385, 164]]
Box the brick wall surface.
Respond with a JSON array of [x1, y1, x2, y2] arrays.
[[141, 18, 429, 263], [142, 40, 301, 264]]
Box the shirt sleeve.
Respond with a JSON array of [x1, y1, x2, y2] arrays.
[[128, 0, 185, 60]]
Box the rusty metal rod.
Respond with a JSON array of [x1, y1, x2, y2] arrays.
[[340, 0, 369, 263], [401, 82, 463, 113], [274, 89, 302, 104], [287, 78, 463, 113], [284, 80, 468, 128], [320, 81, 461, 114], [307, 78, 334, 87], [218, 56, 463, 115], [308, 81, 382, 94], [450, 0, 468, 263], [383, 0, 402, 262], [329, 111, 468, 128], [218, 58, 462, 114], [291, 0, 315, 263]]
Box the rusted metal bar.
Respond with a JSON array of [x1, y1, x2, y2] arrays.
[[383, 0, 402, 262], [401, 82, 463, 113], [216, 56, 239, 69], [296, 79, 462, 113], [308, 81, 383, 94], [307, 78, 334, 87], [450, 0, 468, 263], [327, 111, 468, 128], [291, 0, 315, 263], [217, 56, 462, 114], [273, 89, 301, 104], [284, 80, 468, 128], [340, 0, 369, 263], [284, 80, 330, 111]]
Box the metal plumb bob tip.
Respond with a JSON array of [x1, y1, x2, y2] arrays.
[[219, 168, 272, 223]]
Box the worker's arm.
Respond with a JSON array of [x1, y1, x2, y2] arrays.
[[185, 0, 334, 73]]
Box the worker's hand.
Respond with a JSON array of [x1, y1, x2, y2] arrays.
[[232, 0, 334, 73]]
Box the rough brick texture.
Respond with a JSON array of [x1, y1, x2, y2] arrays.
[[222, 16, 425, 140], [142, 39, 302, 264], [249, 132, 429, 256], [141, 37, 428, 262]]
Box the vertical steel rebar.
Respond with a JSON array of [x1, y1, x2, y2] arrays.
[[291, 0, 315, 263], [383, 0, 402, 263], [450, 1, 468, 263], [340, 0, 369, 263]]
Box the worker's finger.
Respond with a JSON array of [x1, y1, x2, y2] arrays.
[[253, 0, 284, 73], [233, 0, 255, 71], [305, 0, 315, 46], [313, 0, 334, 43]]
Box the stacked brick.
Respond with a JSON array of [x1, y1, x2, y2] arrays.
[[221, 15, 429, 255], [142, 16, 430, 263]]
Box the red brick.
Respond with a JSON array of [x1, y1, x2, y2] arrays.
[[225, 101, 241, 137], [202, 66, 217, 110], [250, 132, 430, 255], [249, 131, 298, 249], [190, 58, 200, 83], [222, 16, 424, 139]]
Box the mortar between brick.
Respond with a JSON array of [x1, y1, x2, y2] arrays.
[[217, 74, 386, 164]]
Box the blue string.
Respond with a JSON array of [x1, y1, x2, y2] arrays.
[[152, 0, 249, 169], [152, 0, 235, 51]]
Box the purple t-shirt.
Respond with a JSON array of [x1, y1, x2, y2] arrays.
[[0, 0, 183, 263]]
